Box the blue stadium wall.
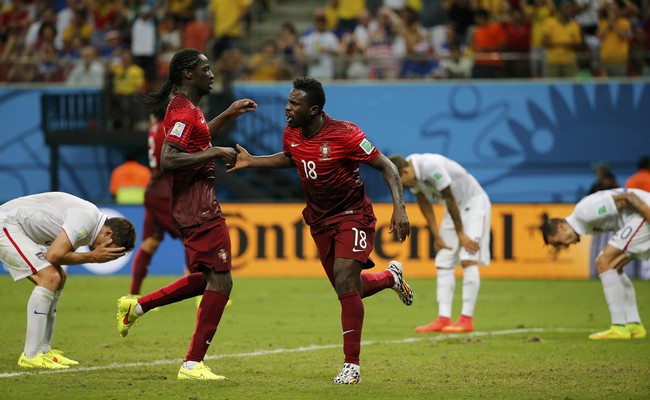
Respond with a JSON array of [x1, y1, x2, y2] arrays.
[[0, 80, 647, 205]]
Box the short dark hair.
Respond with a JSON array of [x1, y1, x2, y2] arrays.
[[105, 217, 136, 251], [541, 218, 564, 245], [293, 77, 326, 113], [388, 155, 408, 171]]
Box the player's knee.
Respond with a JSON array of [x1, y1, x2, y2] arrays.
[[460, 260, 477, 268], [594, 256, 613, 274], [38, 266, 63, 291], [141, 237, 161, 253]]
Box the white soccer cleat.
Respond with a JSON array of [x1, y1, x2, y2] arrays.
[[332, 363, 361, 385], [387, 260, 414, 306]]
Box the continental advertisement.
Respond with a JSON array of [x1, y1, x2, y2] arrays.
[[224, 203, 590, 279]]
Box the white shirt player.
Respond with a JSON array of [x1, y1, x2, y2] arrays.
[[407, 153, 486, 204], [567, 188, 650, 259], [0, 192, 107, 249]]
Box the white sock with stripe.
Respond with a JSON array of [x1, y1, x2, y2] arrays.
[[41, 289, 62, 354], [618, 272, 641, 324], [599, 269, 626, 326], [461, 265, 480, 317]]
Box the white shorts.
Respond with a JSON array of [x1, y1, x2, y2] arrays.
[[0, 220, 51, 282], [608, 215, 650, 261], [435, 194, 491, 268]]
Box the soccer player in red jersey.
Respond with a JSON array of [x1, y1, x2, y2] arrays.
[[231, 77, 413, 385], [115, 48, 256, 380], [128, 101, 190, 296]]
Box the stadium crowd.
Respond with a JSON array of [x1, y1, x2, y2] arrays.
[[0, 0, 649, 86]]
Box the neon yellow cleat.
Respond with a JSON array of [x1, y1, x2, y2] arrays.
[[588, 325, 631, 340], [18, 353, 69, 369], [177, 362, 227, 380], [117, 296, 141, 337], [44, 349, 79, 365], [626, 323, 647, 339]]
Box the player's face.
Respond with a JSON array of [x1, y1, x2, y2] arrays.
[[285, 89, 316, 128], [547, 222, 580, 249], [400, 166, 416, 188], [89, 227, 118, 250], [190, 55, 214, 96]]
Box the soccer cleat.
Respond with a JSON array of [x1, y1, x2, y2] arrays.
[[18, 353, 69, 369], [626, 323, 646, 339], [177, 362, 227, 380], [332, 363, 361, 385], [441, 315, 474, 333], [588, 325, 631, 340], [387, 260, 413, 306], [117, 296, 141, 337], [44, 349, 79, 365], [415, 316, 451, 333]]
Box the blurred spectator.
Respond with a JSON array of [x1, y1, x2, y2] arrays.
[[421, 0, 451, 57], [502, 7, 531, 77], [209, 0, 252, 61], [99, 30, 127, 67], [339, 31, 370, 78], [66, 45, 106, 87], [441, 42, 474, 77], [183, 10, 211, 53], [25, 6, 58, 50], [277, 22, 305, 77], [324, 0, 340, 33], [110, 153, 151, 204], [63, 7, 93, 48], [167, 0, 195, 25], [597, 1, 631, 77], [574, 0, 600, 71], [523, 0, 554, 78], [471, 8, 507, 78], [110, 49, 145, 129], [626, 155, 650, 192], [34, 41, 63, 82], [131, 4, 158, 87], [158, 12, 183, 84], [384, 0, 407, 13], [56, 0, 77, 50], [401, 8, 439, 78], [301, 11, 341, 80], [245, 39, 288, 81], [89, 0, 118, 47], [366, 6, 405, 79], [542, 1, 582, 78], [352, 9, 373, 53], [443, 0, 479, 47], [336, 0, 366, 37]]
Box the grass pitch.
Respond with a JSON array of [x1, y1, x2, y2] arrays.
[[0, 275, 648, 399]]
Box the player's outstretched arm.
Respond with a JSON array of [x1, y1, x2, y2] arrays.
[[208, 99, 257, 138], [369, 154, 410, 242], [161, 143, 236, 172], [227, 144, 292, 172]]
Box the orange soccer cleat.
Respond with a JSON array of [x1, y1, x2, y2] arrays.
[[441, 315, 474, 333], [415, 316, 451, 333]]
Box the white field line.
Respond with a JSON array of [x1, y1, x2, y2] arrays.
[[0, 327, 591, 379]]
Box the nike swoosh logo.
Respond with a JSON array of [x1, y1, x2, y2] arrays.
[[123, 304, 132, 325], [206, 340, 211, 345], [342, 330, 355, 335], [291, 143, 299, 147], [33, 311, 48, 315]]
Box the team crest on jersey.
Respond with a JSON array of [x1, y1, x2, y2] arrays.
[[35, 252, 46, 261], [359, 138, 374, 155], [319, 143, 332, 161], [597, 205, 607, 215], [218, 249, 229, 263], [170, 121, 186, 137], [74, 226, 89, 241]]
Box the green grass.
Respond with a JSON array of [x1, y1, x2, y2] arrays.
[[0, 276, 648, 399]]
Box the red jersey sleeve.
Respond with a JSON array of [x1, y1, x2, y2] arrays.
[[344, 124, 379, 163], [163, 108, 197, 152]]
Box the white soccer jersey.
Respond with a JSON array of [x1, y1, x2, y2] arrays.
[[0, 192, 106, 249], [408, 153, 486, 205], [566, 188, 650, 236]]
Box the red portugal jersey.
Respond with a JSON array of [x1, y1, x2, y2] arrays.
[[283, 113, 379, 227], [163, 93, 222, 229]]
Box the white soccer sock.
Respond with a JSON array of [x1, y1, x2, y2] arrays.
[[618, 272, 642, 324], [41, 289, 62, 354], [24, 286, 54, 358], [134, 303, 144, 316], [599, 269, 626, 326], [461, 265, 480, 317], [436, 268, 455, 318], [183, 361, 199, 370]]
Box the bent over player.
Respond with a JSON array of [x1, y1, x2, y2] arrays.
[[231, 77, 413, 385], [543, 189, 649, 339], [0, 192, 135, 369], [389, 154, 491, 333]]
